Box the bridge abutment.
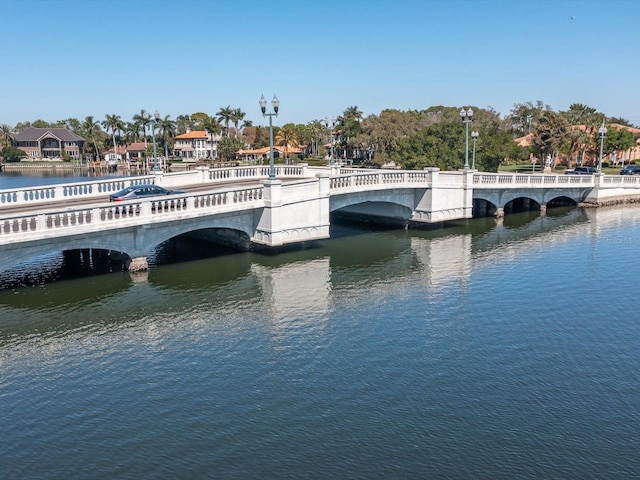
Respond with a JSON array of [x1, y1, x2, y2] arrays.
[[252, 176, 331, 247], [412, 168, 474, 222]]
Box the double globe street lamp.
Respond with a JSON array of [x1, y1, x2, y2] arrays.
[[144, 110, 161, 171], [260, 94, 279, 180], [460, 107, 474, 170]]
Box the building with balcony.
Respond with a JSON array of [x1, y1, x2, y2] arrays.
[[12, 126, 85, 160], [173, 130, 221, 160]]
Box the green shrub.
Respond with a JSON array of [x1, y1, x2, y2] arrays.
[[1, 146, 27, 162]]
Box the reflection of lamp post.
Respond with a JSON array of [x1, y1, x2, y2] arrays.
[[260, 94, 279, 180], [597, 120, 607, 173], [144, 110, 161, 170], [471, 130, 479, 170], [324, 117, 336, 166], [460, 107, 473, 170]]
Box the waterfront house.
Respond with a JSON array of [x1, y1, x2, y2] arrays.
[[12, 126, 85, 161], [105, 142, 146, 162], [515, 123, 640, 167], [237, 145, 303, 163], [173, 130, 221, 161]]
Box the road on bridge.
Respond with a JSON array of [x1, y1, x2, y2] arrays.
[[0, 179, 267, 217]]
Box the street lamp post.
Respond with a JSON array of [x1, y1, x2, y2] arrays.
[[471, 130, 479, 170], [260, 94, 279, 180], [597, 120, 607, 173], [460, 107, 473, 170], [144, 110, 161, 171], [324, 117, 336, 166]]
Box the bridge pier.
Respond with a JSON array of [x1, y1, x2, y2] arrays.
[[540, 203, 547, 216], [127, 256, 148, 272], [495, 207, 505, 218]]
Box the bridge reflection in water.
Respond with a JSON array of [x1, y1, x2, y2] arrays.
[[1, 204, 630, 343]]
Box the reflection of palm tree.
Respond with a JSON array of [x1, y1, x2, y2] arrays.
[[275, 124, 299, 164], [217, 106, 234, 136], [156, 115, 177, 159]]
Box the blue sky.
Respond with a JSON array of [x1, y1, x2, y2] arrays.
[[3, 0, 640, 128]]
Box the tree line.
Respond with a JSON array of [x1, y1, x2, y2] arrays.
[[1, 101, 637, 170]]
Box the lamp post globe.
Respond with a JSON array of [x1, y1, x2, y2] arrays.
[[151, 111, 160, 170], [471, 130, 479, 171], [260, 94, 279, 180], [597, 120, 607, 173], [324, 117, 336, 166], [460, 107, 473, 170]]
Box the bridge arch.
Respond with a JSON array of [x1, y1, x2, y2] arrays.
[[329, 190, 417, 224], [0, 211, 259, 274], [472, 198, 498, 217], [473, 188, 586, 217], [330, 190, 416, 213]]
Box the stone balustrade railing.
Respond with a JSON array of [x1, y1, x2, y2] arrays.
[[329, 170, 444, 190], [473, 173, 597, 188], [0, 165, 309, 209], [207, 164, 307, 182], [0, 185, 265, 242], [601, 175, 640, 187], [0, 177, 155, 207], [329, 170, 467, 191], [473, 172, 640, 189]]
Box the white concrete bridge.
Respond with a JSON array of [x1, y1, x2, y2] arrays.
[[1, 165, 639, 273]]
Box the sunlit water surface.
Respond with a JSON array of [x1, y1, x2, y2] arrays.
[[1, 173, 639, 479]]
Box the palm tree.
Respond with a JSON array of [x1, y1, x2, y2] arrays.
[[341, 105, 363, 123], [102, 114, 124, 156], [0, 124, 13, 148], [275, 124, 299, 164], [217, 106, 234, 136], [156, 115, 177, 159], [123, 121, 140, 145], [81, 116, 103, 162], [307, 120, 324, 157], [132, 109, 150, 151], [531, 111, 570, 166], [175, 114, 193, 134], [63, 118, 82, 133], [231, 108, 246, 137], [202, 117, 223, 159]]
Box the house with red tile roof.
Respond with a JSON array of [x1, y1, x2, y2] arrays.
[[104, 143, 147, 163], [173, 130, 221, 160], [237, 145, 303, 162], [514, 124, 640, 166]]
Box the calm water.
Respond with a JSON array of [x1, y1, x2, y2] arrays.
[[0, 168, 127, 188], [1, 174, 639, 479]]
